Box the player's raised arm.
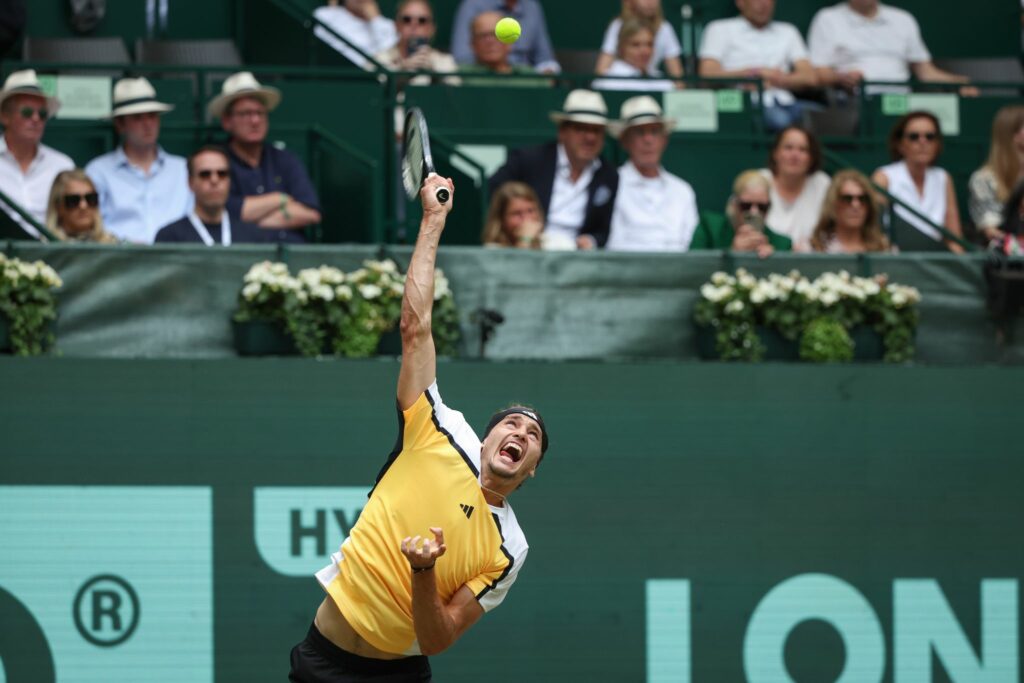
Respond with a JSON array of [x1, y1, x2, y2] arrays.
[[397, 174, 455, 411]]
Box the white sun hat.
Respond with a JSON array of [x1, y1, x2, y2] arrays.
[[548, 89, 609, 127], [206, 71, 282, 119], [109, 77, 175, 118], [0, 69, 61, 118], [609, 95, 676, 139]]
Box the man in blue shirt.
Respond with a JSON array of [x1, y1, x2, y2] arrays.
[[208, 72, 321, 243], [450, 0, 560, 73], [85, 77, 192, 244]]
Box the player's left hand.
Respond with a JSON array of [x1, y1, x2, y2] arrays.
[[401, 527, 447, 570]]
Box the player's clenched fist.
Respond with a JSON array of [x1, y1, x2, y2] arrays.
[[401, 527, 447, 571], [421, 174, 454, 216]]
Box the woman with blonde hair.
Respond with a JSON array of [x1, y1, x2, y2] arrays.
[[45, 169, 117, 243], [595, 0, 683, 78], [810, 170, 890, 253], [481, 181, 546, 249], [969, 105, 1024, 242], [592, 18, 675, 91]]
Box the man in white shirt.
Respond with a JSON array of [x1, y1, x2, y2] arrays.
[[606, 96, 698, 252], [0, 69, 73, 239], [808, 0, 974, 93], [314, 0, 397, 69], [699, 0, 818, 131], [489, 90, 619, 250]]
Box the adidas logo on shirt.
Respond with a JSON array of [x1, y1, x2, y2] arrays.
[[459, 503, 475, 519]]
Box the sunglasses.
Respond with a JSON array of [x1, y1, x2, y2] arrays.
[[738, 201, 771, 213], [62, 192, 99, 209], [399, 15, 431, 25], [904, 132, 938, 142], [839, 193, 868, 206], [195, 169, 230, 180], [19, 106, 49, 121]]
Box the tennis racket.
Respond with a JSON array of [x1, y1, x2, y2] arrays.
[[401, 107, 450, 205]]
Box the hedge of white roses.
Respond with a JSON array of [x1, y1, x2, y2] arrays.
[[235, 258, 459, 357], [0, 253, 62, 355], [695, 268, 921, 362]]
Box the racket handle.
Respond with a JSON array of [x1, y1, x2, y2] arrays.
[[435, 187, 450, 204]]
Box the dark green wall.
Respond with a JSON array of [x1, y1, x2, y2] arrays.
[[1, 358, 1021, 681]]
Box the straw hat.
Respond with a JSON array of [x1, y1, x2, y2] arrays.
[[548, 89, 609, 127], [609, 96, 676, 139], [0, 69, 61, 117], [207, 71, 281, 119], [110, 77, 174, 118]]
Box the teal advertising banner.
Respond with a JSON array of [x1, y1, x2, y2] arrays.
[[1, 358, 1021, 681], [0, 487, 212, 682]]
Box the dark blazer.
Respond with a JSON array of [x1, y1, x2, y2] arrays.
[[489, 141, 619, 247]]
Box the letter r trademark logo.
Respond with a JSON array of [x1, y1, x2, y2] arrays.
[[73, 574, 140, 647]]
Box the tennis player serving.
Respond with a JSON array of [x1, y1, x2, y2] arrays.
[[289, 173, 549, 683]]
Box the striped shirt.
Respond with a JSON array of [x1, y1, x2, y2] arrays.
[[316, 382, 528, 655]]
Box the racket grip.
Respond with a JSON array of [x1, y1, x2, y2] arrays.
[[435, 187, 450, 204]]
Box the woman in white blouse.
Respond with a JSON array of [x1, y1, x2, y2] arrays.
[[592, 19, 675, 92], [872, 111, 964, 252], [594, 0, 684, 78], [759, 125, 830, 251]]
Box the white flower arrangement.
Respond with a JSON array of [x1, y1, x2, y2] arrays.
[[233, 258, 460, 358], [694, 269, 921, 362], [0, 253, 63, 355]]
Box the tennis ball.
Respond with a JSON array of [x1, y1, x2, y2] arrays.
[[495, 17, 522, 45]]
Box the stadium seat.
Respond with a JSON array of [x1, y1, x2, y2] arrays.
[[933, 58, 1024, 96], [22, 36, 131, 75], [134, 39, 242, 67], [555, 49, 600, 76]]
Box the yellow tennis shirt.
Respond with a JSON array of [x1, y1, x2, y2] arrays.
[[316, 382, 529, 655]]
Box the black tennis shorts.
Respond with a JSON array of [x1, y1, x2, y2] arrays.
[[289, 623, 432, 682]]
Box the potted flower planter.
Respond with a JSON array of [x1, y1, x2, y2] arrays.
[[232, 319, 296, 356], [756, 327, 800, 361], [0, 315, 10, 353], [376, 328, 402, 356], [850, 325, 885, 361]]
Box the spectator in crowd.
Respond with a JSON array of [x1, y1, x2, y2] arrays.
[[994, 179, 1024, 254], [808, 0, 975, 95], [45, 169, 117, 243], [209, 72, 321, 243], [0, 0, 26, 58], [451, 0, 560, 73], [591, 19, 675, 92], [724, 171, 791, 256], [969, 105, 1024, 243], [489, 89, 619, 250], [595, 0, 684, 78], [699, 0, 818, 131], [85, 78, 191, 244], [872, 111, 964, 252], [481, 181, 545, 249], [759, 126, 830, 251], [809, 169, 890, 253], [460, 11, 545, 86], [605, 96, 697, 251], [375, 0, 459, 84], [314, 0, 397, 69], [155, 146, 265, 244], [0, 69, 73, 239]]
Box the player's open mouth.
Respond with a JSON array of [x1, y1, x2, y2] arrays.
[[499, 441, 523, 463]]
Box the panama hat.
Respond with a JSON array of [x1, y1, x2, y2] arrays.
[[609, 96, 676, 139], [548, 89, 609, 127], [207, 71, 281, 119], [109, 77, 174, 118], [0, 69, 61, 118]]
